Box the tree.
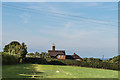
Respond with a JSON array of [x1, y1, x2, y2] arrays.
[[39, 54, 42, 58], [41, 52, 46, 58], [83, 58, 88, 61], [35, 52, 40, 57], [3, 45, 9, 52], [46, 53, 51, 58], [40, 52, 51, 58], [3, 41, 28, 58], [3, 41, 21, 52], [109, 55, 120, 63], [19, 43, 27, 58], [27, 53, 34, 57]]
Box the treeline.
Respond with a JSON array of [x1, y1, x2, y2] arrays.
[[81, 56, 120, 70], [1, 41, 120, 71], [26, 52, 51, 58]]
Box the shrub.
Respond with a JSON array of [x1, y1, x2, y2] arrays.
[[23, 57, 47, 64], [2, 52, 19, 65], [45, 58, 81, 66]]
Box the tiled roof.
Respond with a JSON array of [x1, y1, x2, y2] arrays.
[[66, 55, 74, 59], [48, 50, 65, 56], [66, 53, 82, 59]]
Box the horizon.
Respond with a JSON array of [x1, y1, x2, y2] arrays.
[[2, 2, 118, 58], [1, 40, 118, 59]]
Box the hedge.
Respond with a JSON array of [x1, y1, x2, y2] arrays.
[[45, 58, 120, 70], [2, 53, 19, 65], [22, 57, 47, 64]]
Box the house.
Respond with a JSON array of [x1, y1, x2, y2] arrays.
[[48, 44, 82, 61], [66, 53, 83, 61], [48, 44, 66, 59]]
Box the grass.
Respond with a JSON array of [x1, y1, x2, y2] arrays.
[[2, 64, 118, 78]]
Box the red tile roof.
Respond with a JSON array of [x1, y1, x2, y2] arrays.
[[48, 50, 65, 57]]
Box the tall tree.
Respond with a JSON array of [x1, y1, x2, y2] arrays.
[[19, 42, 27, 58], [3, 41, 28, 58], [3, 41, 21, 52]]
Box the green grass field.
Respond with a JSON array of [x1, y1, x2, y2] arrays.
[[2, 64, 118, 78]]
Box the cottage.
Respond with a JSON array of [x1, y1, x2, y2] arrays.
[[48, 44, 66, 59], [48, 44, 82, 61]]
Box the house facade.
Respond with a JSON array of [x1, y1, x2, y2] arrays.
[[48, 44, 82, 61], [48, 44, 66, 59]]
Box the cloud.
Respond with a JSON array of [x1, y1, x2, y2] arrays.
[[38, 19, 117, 39], [65, 22, 73, 28], [20, 13, 31, 24], [27, 3, 62, 14], [27, 3, 117, 26], [27, 3, 84, 19]]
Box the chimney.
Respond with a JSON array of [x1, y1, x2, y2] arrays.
[[52, 43, 55, 51], [73, 53, 76, 55]]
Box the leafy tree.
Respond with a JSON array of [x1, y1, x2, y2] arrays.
[[39, 54, 42, 58], [103, 60, 109, 62], [18, 42, 27, 58], [40, 52, 50, 58], [3, 41, 21, 52], [27, 53, 34, 57], [46, 53, 51, 58], [109, 55, 120, 63], [83, 58, 88, 61], [3, 41, 28, 59], [3, 45, 9, 52], [35, 52, 40, 57], [41, 52, 46, 58]]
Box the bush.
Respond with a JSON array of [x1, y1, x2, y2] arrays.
[[45, 58, 81, 66], [2, 52, 19, 65], [49, 60, 66, 65], [23, 57, 47, 64]]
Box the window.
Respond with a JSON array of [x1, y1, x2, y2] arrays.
[[61, 55, 63, 58], [58, 55, 60, 58]]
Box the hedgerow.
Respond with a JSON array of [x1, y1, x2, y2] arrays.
[[2, 52, 19, 65]]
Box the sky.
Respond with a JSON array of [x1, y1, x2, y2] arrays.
[[2, 2, 118, 58]]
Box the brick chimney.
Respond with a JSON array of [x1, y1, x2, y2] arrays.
[[52, 43, 55, 51], [73, 53, 76, 55]]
